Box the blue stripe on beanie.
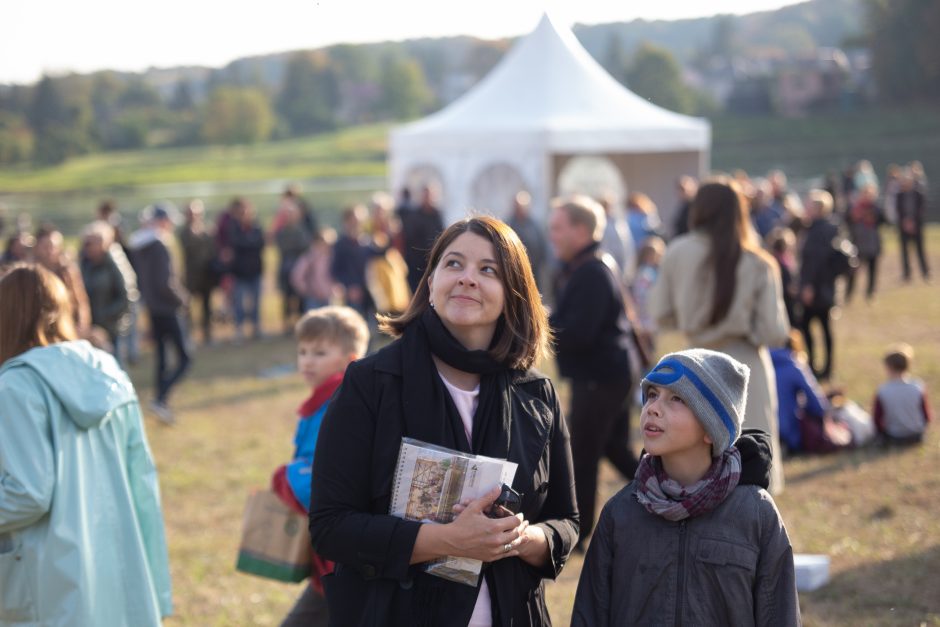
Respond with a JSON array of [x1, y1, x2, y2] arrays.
[[644, 358, 738, 444]]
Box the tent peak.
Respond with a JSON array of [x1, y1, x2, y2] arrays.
[[394, 7, 708, 140]]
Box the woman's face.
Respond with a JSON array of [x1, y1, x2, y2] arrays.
[[34, 234, 61, 266], [428, 231, 505, 348]]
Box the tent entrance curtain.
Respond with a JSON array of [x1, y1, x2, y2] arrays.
[[550, 151, 703, 227]]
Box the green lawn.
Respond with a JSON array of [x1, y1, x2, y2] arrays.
[[711, 105, 940, 195], [128, 228, 940, 625], [0, 124, 390, 194]]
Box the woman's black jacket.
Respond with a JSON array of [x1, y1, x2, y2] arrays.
[[309, 339, 579, 626]]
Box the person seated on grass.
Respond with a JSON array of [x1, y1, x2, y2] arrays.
[[571, 349, 800, 627], [874, 344, 932, 446], [270, 305, 370, 627], [772, 330, 829, 456]]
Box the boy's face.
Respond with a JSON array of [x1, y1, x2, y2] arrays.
[[297, 339, 353, 390], [641, 384, 713, 459]]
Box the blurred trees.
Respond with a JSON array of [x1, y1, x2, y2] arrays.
[[0, 14, 789, 166], [277, 51, 340, 134], [377, 56, 433, 120], [170, 79, 196, 111], [92, 74, 166, 150], [27, 76, 94, 163], [202, 87, 274, 144], [600, 39, 715, 115], [9, 0, 937, 166], [865, 0, 940, 102], [0, 112, 34, 163], [626, 43, 691, 113], [1, 41, 437, 165], [0, 86, 35, 164]]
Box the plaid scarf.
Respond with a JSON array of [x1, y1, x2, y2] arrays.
[[634, 448, 742, 521]]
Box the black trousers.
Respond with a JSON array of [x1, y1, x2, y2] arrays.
[[800, 305, 833, 380], [279, 262, 305, 327], [568, 377, 637, 544], [187, 290, 213, 342], [846, 256, 878, 299], [900, 228, 930, 280], [150, 312, 192, 403], [281, 584, 329, 627]]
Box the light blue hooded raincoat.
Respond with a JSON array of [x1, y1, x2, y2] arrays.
[[0, 341, 172, 626]]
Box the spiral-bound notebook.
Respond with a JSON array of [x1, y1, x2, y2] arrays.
[[390, 437, 517, 586]]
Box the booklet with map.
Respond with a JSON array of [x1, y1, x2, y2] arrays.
[[390, 437, 518, 586]]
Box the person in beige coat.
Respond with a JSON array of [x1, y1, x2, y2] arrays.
[[650, 179, 790, 492]]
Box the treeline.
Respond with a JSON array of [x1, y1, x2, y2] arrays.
[[0, 43, 459, 166], [0, 0, 935, 166]]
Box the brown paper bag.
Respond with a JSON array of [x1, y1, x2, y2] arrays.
[[235, 490, 311, 582]]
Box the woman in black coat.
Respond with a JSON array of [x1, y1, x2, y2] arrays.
[[309, 216, 579, 626]]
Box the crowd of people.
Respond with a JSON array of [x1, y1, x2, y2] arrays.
[[0, 158, 932, 626]]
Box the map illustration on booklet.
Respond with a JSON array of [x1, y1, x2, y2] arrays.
[[390, 437, 517, 586]]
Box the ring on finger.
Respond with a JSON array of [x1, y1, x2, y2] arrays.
[[503, 543, 512, 553]]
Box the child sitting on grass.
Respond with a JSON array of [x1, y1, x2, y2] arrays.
[[271, 305, 369, 626], [572, 348, 800, 626], [874, 343, 932, 445]]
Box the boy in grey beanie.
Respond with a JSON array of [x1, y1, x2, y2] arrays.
[[572, 348, 800, 626]]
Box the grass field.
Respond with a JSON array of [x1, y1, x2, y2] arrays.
[[124, 228, 940, 626], [710, 105, 940, 220], [0, 124, 390, 194]]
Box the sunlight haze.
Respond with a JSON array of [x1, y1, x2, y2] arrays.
[[2, 0, 800, 84]]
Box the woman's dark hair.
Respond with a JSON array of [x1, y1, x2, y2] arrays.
[[0, 263, 77, 364], [689, 179, 752, 326], [379, 215, 550, 370]]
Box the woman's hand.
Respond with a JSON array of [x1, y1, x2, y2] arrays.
[[447, 486, 530, 562], [410, 485, 529, 564], [454, 488, 551, 567]]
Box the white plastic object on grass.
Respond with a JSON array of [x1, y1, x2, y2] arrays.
[[794, 554, 830, 591]]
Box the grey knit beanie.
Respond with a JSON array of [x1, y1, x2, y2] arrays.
[[641, 348, 750, 457]]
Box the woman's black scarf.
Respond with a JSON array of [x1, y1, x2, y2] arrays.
[[401, 307, 513, 459], [399, 309, 522, 626]]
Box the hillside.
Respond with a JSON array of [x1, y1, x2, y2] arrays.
[[0, 0, 864, 108], [157, 0, 864, 107], [575, 0, 863, 64]]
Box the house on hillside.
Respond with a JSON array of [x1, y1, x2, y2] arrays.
[[775, 48, 850, 117], [716, 47, 872, 117]]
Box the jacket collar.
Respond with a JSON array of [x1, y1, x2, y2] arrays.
[[563, 241, 601, 271]]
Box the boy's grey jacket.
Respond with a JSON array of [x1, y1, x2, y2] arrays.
[[571, 482, 800, 627]]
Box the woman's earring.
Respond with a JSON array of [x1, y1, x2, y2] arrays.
[[429, 300, 435, 309]]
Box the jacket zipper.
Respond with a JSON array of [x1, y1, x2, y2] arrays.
[[675, 520, 688, 627]]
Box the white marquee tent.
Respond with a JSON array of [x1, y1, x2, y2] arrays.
[[388, 13, 711, 226]]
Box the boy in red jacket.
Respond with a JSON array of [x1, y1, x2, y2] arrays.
[[272, 306, 369, 626]]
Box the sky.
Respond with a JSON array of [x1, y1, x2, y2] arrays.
[[1, 0, 800, 85]]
